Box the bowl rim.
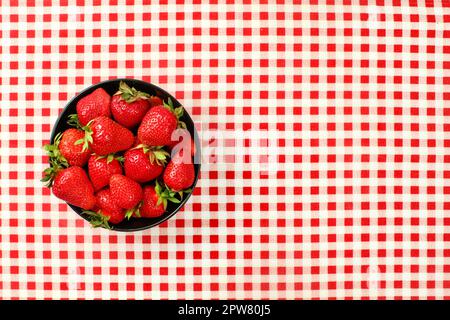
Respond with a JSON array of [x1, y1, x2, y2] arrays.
[[49, 78, 201, 232]]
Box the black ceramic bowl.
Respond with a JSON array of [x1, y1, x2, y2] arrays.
[[50, 78, 201, 232]]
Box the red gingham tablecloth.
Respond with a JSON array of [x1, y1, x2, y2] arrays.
[[0, 0, 449, 300]]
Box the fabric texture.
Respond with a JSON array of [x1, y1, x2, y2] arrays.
[[0, 0, 449, 299]]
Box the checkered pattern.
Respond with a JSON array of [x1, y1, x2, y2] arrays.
[[0, 0, 449, 300]]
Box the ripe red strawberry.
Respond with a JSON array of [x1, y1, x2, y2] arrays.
[[123, 146, 168, 183], [76, 88, 111, 126], [140, 185, 165, 218], [109, 174, 143, 209], [149, 95, 163, 106], [95, 188, 125, 224], [163, 151, 195, 192], [137, 98, 185, 146], [139, 182, 180, 218], [77, 116, 134, 156], [50, 166, 96, 210], [58, 129, 91, 167], [110, 81, 151, 128], [140, 186, 165, 218], [43, 129, 90, 169], [88, 154, 123, 191]]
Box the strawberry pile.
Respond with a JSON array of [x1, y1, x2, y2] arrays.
[[42, 81, 196, 229]]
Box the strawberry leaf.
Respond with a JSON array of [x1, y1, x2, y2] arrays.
[[125, 201, 143, 220], [163, 97, 186, 132], [155, 180, 162, 194], [153, 181, 185, 211], [143, 146, 169, 166], [163, 184, 194, 198], [154, 151, 167, 160], [125, 209, 134, 220], [163, 97, 176, 113], [77, 123, 93, 152], [83, 210, 112, 230], [174, 106, 184, 118], [163, 97, 185, 125], [42, 132, 69, 187], [177, 121, 187, 129], [97, 153, 123, 164], [115, 156, 124, 163], [41, 161, 63, 187], [115, 81, 150, 103], [167, 97, 174, 108], [67, 114, 82, 129]]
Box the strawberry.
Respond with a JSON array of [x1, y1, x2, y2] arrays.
[[57, 129, 91, 167], [93, 188, 125, 224], [49, 166, 96, 210], [140, 185, 164, 217], [110, 81, 151, 128], [138, 105, 177, 146], [76, 88, 111, 126], [123, 145, 168, 183], [43, 134, 69, 170], [43, 129, 90, 169], [137, 98, 186, 147], [109, 174, 143, 209], [163, 151, 195, 192], [88, 154, 123, 191], [77, 116, 134, 156], [149, 95, 163, 106], [139, 182, 181, 218]]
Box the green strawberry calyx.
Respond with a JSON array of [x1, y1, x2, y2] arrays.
[[83, 210, 112, 230], [163, 97, 187, 129], [125, 202, 142, 220], [155, 180, 181, 210], [134, 144, 169, 166], [114, 81, 150, 103], [74, 119, 94, 152], [67, 114, 82, 129], [41, 159, 64, 188], [166, 183, 193, 200], [41, 132, 69, 187], [96, 153, 124, 164]]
